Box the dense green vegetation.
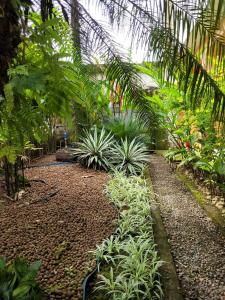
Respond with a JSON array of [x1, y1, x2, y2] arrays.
[[0, 258, 43, 300], [73, 126, 150, 175], [1, 0, 225, 196], [149, 84, 225, 194], [93, 173, 162, 299], [0, 0, 225, 299]]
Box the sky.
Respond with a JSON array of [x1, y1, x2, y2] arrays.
[[80, 1, 146, 62]]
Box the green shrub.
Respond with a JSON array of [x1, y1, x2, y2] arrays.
[[104, 116, 151, 145], [110, 138, 150, 175], [73, 126, 114, 170], [0, 257, 44, 300]]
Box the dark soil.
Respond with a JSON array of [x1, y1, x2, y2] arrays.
[[0, 158, 117, 299], [150, 154, 225, 300]]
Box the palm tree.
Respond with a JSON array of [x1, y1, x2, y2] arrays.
[[71, 0, 81, 57], [68, 0, 225, 121], [2, 0, 225, 120], [2, 0, 224, 197], [0, 0, 21, 96]]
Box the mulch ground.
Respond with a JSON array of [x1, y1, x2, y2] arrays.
[[29, 154, 57, 166], [150, 154, 225, 300], [0, 156, 117, 299]]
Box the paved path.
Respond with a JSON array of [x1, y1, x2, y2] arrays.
[[150, 154, 225, 300]]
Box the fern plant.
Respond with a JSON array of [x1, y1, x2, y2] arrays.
[[110, 138, 150, 175], [73, 127, 114, 170]]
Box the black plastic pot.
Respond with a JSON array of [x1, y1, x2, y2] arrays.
[[82, 266, 98, 300]]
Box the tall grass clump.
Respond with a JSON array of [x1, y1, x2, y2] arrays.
[[104, 116, 151, 145]]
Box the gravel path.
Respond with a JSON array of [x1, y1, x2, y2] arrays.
[[0, 163, 117, 299], [150, 154, 225, 300]]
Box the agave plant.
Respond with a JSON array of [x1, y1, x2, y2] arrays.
[[73, 127, 114, 170], [110, 138, 150, 175]]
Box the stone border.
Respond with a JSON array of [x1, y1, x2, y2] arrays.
[[176, 170, 225, 236], [155, 150, 225, 237]]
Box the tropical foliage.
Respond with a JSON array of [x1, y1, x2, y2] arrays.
[[0, 13, 87, 196], [95, 0, 225, 120], [3, 0, 225, 121], [164, 109, 225, 193], [0, 2, 157, 196], [0, 258, 43, 300], [104, 116, 151, 145], [110, 138, 150, 175], [1, 1, 225, 193], [73, 127, 114, 170], [1, 1, 224, 299], [93, 173, 163, 300], [148, 82, 225, 194], [74, 127, 150, 174]]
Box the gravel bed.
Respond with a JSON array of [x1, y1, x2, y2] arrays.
[[150, 154, 225, 300], [0, 163, 117, 299], [30, 154, 56, 166]]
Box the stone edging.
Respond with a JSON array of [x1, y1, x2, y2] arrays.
[[176, 170, 225, 237]]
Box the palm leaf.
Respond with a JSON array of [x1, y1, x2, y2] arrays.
[[88, 0, 225, 121]]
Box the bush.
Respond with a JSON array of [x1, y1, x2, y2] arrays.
[[0, 257, 44, 300], [110, 138, 150, 175], [104, 116, 151, 145], [73, 126, 114, 170]]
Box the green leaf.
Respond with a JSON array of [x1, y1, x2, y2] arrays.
[[12, 284, 30, 298], [30, 261, 41, 273]]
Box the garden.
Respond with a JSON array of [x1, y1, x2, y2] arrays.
[[0, 0, 225, 300]]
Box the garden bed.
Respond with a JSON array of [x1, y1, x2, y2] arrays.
[[0, 158, 117, 299], [87, 173, 163, 300]]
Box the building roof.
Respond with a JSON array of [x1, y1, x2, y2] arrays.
[[139, 73, 158, 89]]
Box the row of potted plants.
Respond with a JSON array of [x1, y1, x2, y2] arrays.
[[90, 172, 163, 299]]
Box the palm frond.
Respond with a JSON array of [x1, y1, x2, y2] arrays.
[[150, 26, 225, 121], [164, 0, 225, 71], [49, 0, 156, 124], [16, 0, 225, 120], [92, 0, 225, 121]]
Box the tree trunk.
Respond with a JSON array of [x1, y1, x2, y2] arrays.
[[71, 0, 81, 59], [0, 0, 21, 96], [3, 157, 11, 196]]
